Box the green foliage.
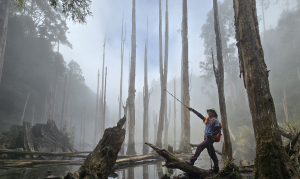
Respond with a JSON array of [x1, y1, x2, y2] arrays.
[[215, 162, 243, 179], [14, 0, 92, 24]]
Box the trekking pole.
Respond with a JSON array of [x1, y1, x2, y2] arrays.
[[164, 89, 189, 109]]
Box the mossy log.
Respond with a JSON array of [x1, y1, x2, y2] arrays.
[[145, 142, 212, 178], [64, 116, 126, 179]]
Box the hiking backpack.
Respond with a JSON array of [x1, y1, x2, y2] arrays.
[[207, 117, 222, 142]]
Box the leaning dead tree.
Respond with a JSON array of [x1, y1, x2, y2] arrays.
[[181, 0, 191, 153], [212, 0, 232, 164], [143, 18, 150, 155], [233, 0, 300, 178], [156, 0, 169, 149], [65, 117, 126, 179], [127, 0, 137, 155]]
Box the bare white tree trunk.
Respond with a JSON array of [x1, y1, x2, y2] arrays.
[[127, 0, 137, 155], [283, 87, 288, 123], [143, 18, 149, 155], [99, 38, 106, 139], [103, 67, 107, 131], [173, 77, 176, 151], [21, 92, 30, 125], [181, 0, 191, 153]]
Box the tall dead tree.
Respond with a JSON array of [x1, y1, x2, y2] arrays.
[[0, 0, 9, 85], [60, 75, 67, 128], [143, 18, 150, 155], [153, 111, 158, 144], [157, 0, 169, 149], [283, 87, 289, 123], [82, 106, 86, 151], [164, 100, 171, 147], [233, 0, 300, 178], [181, 0, 191, 153], [99, 37, 106, 139], [103, 67, 107, 129], [65, 68, 72, 130], [21, 92, 30, 125], [119, 16, 126, 120], [126, 0, 137, 155], [93, 70, 100, 147], [173, 77, 176, 151], [212, 0, 232, 164]]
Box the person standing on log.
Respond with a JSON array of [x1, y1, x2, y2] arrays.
[[185, 107, 220, 173]]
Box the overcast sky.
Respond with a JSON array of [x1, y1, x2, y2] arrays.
[[60, 0, 284, 109]]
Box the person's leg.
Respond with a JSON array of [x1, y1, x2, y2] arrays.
[[189, 139, 209, 164], [207, 140, 219, 172]]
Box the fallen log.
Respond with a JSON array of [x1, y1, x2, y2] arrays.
[[0, 159, 84, 168], [145, 142, 213, 178], [285, 132, 300, 155], [64, 116, 126, 179], [279, 126, 293, 140]]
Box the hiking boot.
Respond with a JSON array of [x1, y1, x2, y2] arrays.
[[209, 166, 219, 173], [185, 160, 194, 166]]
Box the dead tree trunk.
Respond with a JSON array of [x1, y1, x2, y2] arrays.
[[212, 0, 232, 164], [21, 92, 30, 125], [103, 67, 107, 129], [65, 117, 126, 179], [233, 0, 300, 178], [153, 111, 158, 144], [143, 18, 149, 155], [164, 100, 171, 148], [60, 75, 67, 128], [93, 70, 100, 147], [157, 0, 165, 149], [0, 0, 9, 85], [65, 68, 72, 130], [283, 87, 289, 123], [119, 17, 126, 120], [83, 106, 86, 151], [181, 0, 191, 153], [99, 38, 106, 139], [126, 0, 137, 155], [173, 77, 176, 151], [157, 0, 169, 149]]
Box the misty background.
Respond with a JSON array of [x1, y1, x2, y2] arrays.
[[0, 0, 298, 164]]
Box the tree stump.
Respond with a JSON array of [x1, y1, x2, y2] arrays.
[[64, 116, 126, 179]]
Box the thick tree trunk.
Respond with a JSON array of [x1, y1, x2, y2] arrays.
[[233, 0, 300, 178], [126, 0, 137, 155], [181, 0, 191, 153], [212, 0, 232, 164], [93, 70, 100, 147], [143, 19, 149, 155], [0, 0, 9, 85], [64, 117, 126, 179]]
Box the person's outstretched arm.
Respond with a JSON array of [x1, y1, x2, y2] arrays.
[[188, 107, 205, 120]]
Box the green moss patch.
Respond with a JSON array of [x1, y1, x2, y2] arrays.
[[215, 162, 243, 179]]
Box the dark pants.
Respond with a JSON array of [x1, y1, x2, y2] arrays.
[[190, 138, 219, 168]]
